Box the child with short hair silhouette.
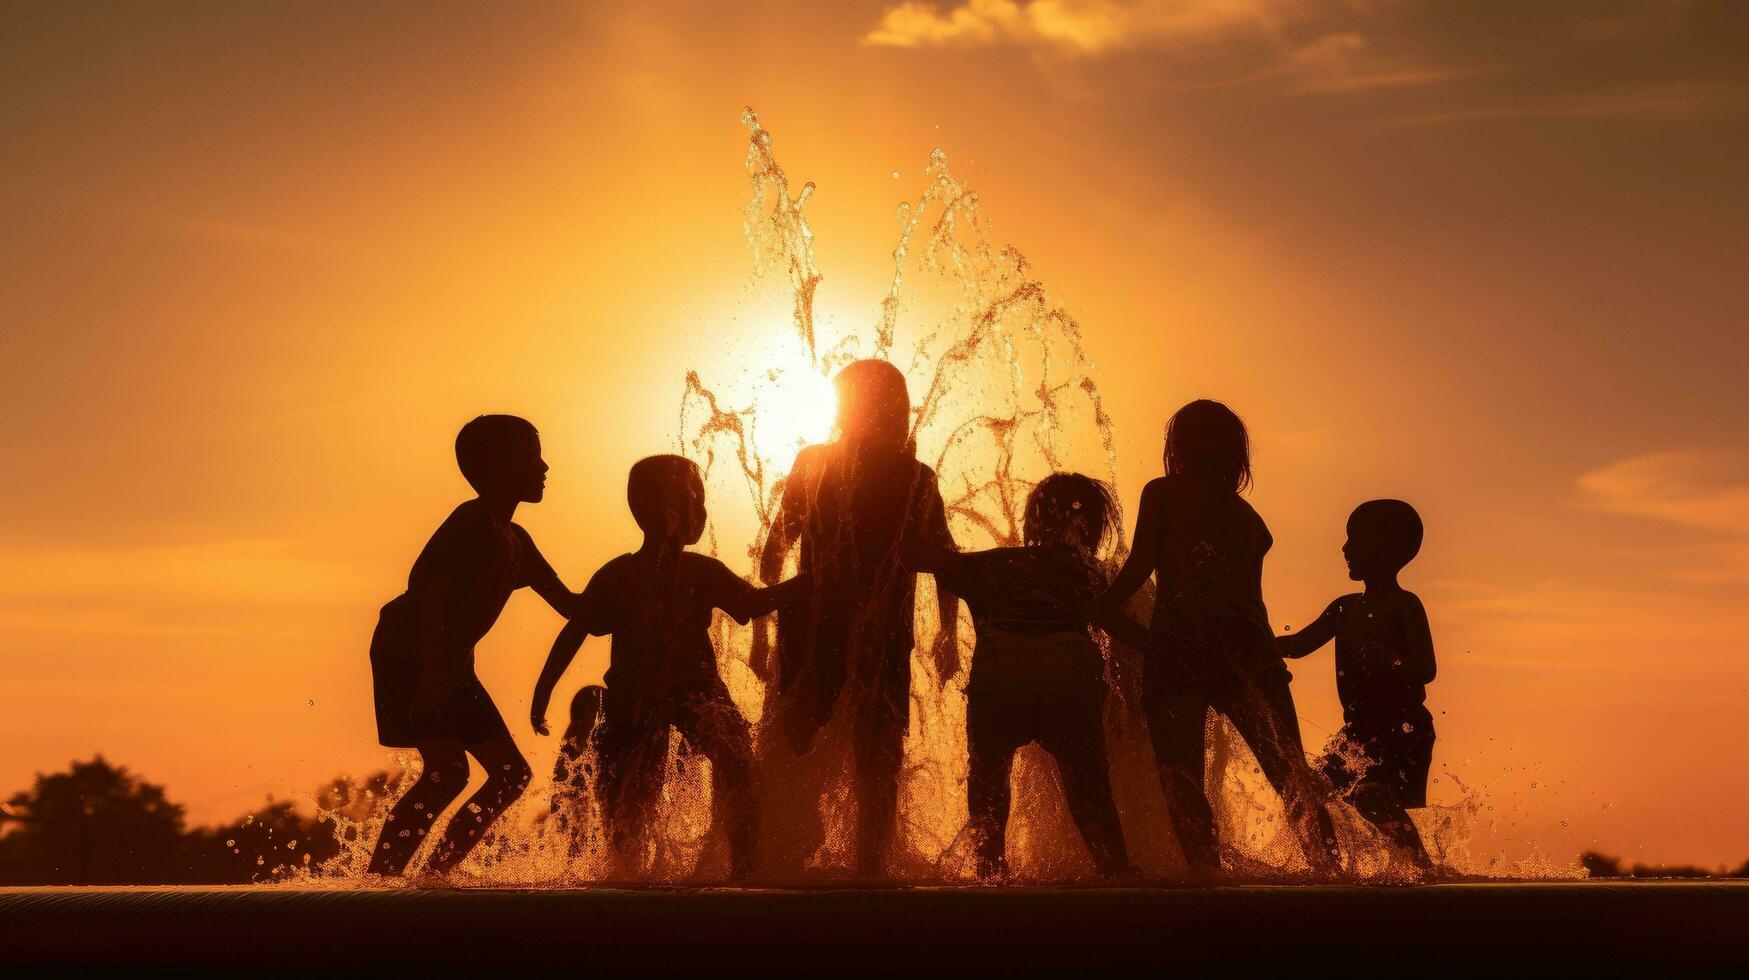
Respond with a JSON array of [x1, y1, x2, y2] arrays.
[[908, 473, 1135, 880], [366, 414, 578, 877], [530, 455, 801, 880], [1278, 499, 1436, 869]]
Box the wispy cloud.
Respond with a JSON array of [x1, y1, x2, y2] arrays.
[[862, 0, 1310, 55], [1577, 449, 1749, 587], [862, 0, 1746, 125]]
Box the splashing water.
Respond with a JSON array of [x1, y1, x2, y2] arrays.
[[292, 109, 1577, 889]]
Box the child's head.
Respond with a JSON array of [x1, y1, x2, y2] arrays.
[[834, 359, 911, 450], [1164, 399, 1252, 493], [455, 415, 546, 502], [565, 685, 604, 742], [1343, 499, 1423, 581], [1024, 473, 1121, 555], [627, 454, 707, 544]]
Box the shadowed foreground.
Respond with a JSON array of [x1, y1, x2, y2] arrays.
[[3, 882, 1744, 973]]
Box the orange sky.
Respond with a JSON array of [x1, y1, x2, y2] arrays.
[[3, 1, 1747, 865]]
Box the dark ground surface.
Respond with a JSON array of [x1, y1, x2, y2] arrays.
[[3, 881, 1745, 974]]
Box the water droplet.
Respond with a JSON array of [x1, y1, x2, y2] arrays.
[[891, 170, 900, 180], [306, 699, 315, 708], [225, 839, 235, 847], [1401, 723, 1414, 733]]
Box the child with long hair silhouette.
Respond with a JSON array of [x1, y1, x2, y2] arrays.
[[366, 415, 577, 877], [1085, 400, 1338, 876], [1279, 499, 1436, 870], [530, 455, 802, 880], [908, 473, 1135, 880], [759, 359, 959, 877]]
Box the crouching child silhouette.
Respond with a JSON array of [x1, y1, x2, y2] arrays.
[[530, 455, 804, 880], [366, 415, 577, 878], [908, 474, 1135, 880], [1278, 499, 1437, 870]]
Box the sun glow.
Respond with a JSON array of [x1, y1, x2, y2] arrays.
[[747, 347, 838, 469]]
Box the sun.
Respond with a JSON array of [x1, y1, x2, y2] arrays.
[[749, 354, 838, 469]]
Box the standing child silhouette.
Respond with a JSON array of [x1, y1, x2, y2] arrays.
[[759, 359, 959, 877], [1084, 400, 1338, 877], [366, 415, 577, 878], [907, 473, 1134, 880], [530, 455, 803, 880], [1278, 499, 1437, 870]]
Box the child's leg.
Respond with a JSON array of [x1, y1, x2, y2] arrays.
[[1352, 781, 1432, 867], [368, 741, 470, 876], [849, 684, 906, 878], [594, 695, 669, 868], [1228, 675, 1340, 874], [1141, 678, 1218, 872], [965, 687, 1023, 878], [1039, 686, 1130, 878], [675, 684, 760, 879], [426, 735, 532, 875]]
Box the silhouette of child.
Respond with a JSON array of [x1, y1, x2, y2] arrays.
[[1084, 400, 1339, 877], [759, 359, 958, 877], [548, 684, 604, 840], [909, 473, 1134, 880], [1278, 499, 1436, 869], [366, 414, 577, 877], [531, 455, 802, 880]]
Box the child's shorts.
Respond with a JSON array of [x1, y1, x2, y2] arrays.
[[369, 594, 512, 748], [1320, 706, 1435, 809]]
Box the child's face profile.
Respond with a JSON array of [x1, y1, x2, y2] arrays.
[[675, 471, 707, 544], [1342, 522, 1394, 581], [506, 432, 548, 504]]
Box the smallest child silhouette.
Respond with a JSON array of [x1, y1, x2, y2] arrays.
[[1278, 499, 1436, 870], [548, 684, 605, 844], [530, 454, 803, 880]]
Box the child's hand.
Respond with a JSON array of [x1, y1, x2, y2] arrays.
[[531, 707, 550, 737]]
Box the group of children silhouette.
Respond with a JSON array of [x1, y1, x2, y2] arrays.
[[365, 358, 1438, 882]]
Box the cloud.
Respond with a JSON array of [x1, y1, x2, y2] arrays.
[[862, 0, 1306, 55], [1577, 450, 1749, 587], [861, 0, 1747, 124]]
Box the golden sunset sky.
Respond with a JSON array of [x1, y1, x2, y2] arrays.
[[3, 1, 1746, 866]]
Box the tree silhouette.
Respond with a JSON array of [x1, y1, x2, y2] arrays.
[[0, 756, 190, 884]]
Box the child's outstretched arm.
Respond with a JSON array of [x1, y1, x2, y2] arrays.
[[760, 456, 811, 585], [719, 571, 812, 623], [919, 473, 962, 684], [531, 615, 594, 736], [1278, 600, 1340, 659], [514, 526, 585, 616], [1083, 479, 1163, 631]]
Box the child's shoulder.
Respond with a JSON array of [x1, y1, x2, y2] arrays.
[[1392, 588, 1428, 616], [585, 552, 640, 583], [680, 550, 736, 576]]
